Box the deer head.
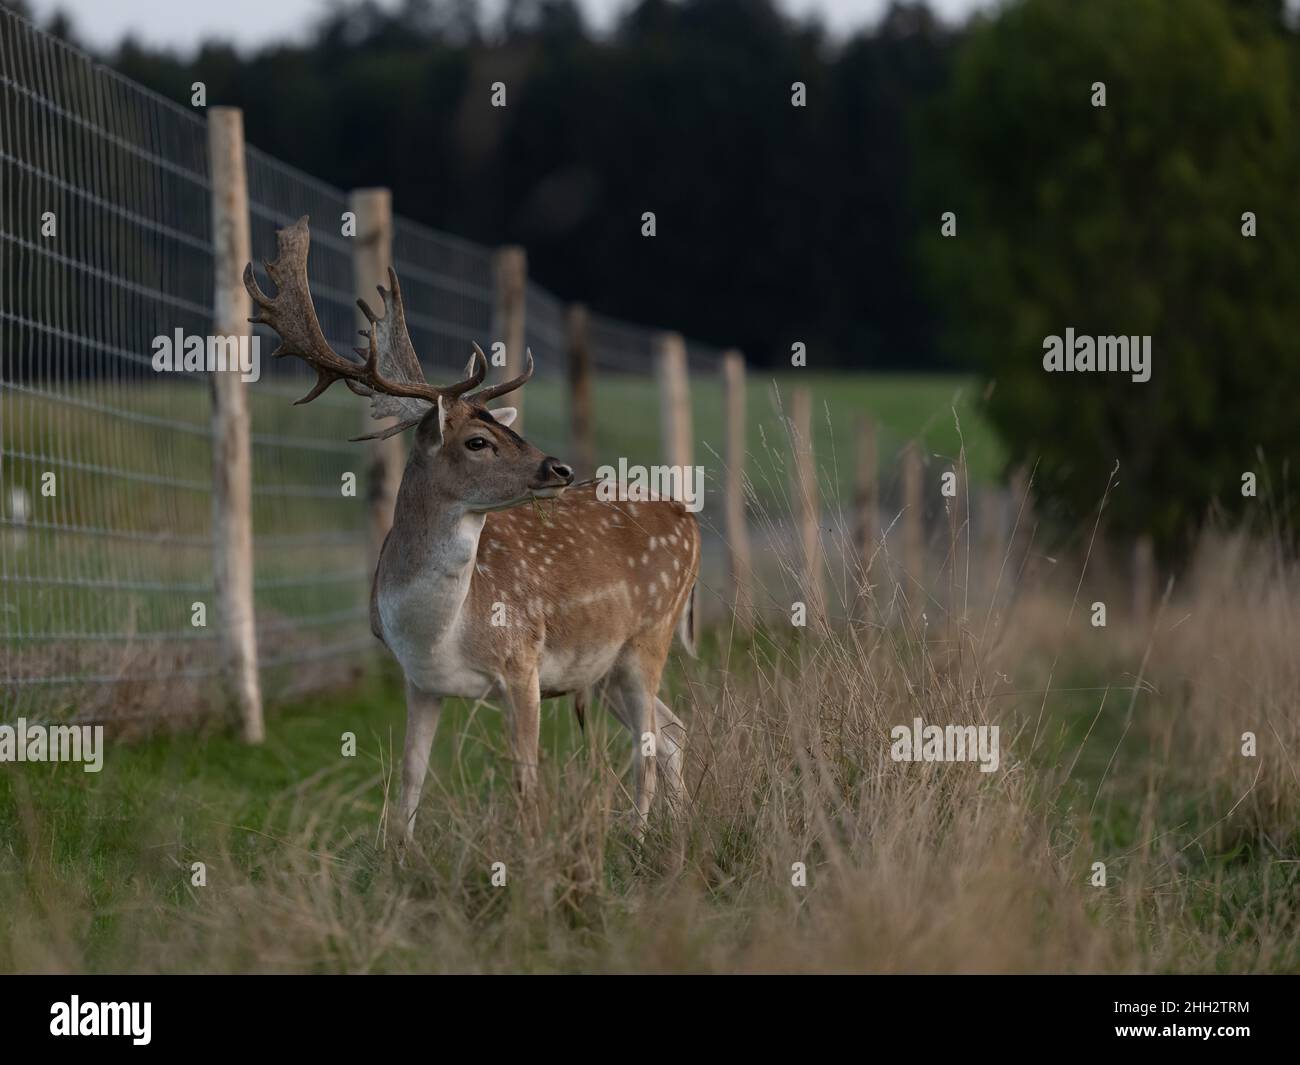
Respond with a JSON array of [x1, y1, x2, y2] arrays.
[[243, 216, 573, 512], [407, 393, 573, 513]]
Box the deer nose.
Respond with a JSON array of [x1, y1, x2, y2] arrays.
[[541, 458, 574, 485]]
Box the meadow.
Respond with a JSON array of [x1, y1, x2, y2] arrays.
[[529, 369, 1003, 498], [1, 434, 1296, 970]]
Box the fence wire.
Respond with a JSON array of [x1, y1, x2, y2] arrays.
[[0, 8, 730, 725], [1, 10, 219, 722], [392, 213, 495, 377]]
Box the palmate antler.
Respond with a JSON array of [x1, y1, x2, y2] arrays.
[[244, 216, 534, 440]]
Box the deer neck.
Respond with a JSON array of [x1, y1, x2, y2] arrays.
[[378, 470, 485, 644]]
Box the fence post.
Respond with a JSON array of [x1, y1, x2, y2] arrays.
[[1132, 535, 1154, 629], [721, 350, 753, 629], [655, 332, 692, 472], [790, 388, 825, 628], [902, 440, 924, 599], [566, 303, 595, 477], [853, 415, 878, 598], [492, 246, 528, 430], [349, 188, 399, 578], [208, 107, 264, 744]]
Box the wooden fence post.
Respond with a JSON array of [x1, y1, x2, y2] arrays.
[[790, 388, 825, 628], [1132, 535, 1154, 630], [208, 107, 264, 744], [721, 350, 753, 629], [902, 440, 924, 599], [349, 188, 399, 578], [655, 332, 692, 471], [492, 246, 528, 430], [566, 303, 595, 477], [853, 415, 878, 596]]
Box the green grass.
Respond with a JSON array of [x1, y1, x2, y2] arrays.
[[522, 370, 1002, 506], [1, 645, 629, 872], [0, 652, 623, 970]]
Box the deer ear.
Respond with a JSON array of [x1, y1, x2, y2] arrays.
[[416, 396, 449, 450], [488, 406, 517, 428]]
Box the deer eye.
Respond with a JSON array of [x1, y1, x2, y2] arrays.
[[465, 436, 489, 452]]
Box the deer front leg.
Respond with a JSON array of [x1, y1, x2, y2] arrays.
[[503, 667, 542, 820], [398, 679, 442, 844]]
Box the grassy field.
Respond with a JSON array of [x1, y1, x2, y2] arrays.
[[7, 369, 1293, 973], [525, 369, 1003, 501], [2, 512, 1297, 972]]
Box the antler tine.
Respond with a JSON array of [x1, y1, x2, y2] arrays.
[[354, 269, 487, 401], [350, 415, 424, 443], [435, 342, 488, 400], [470, 347, 534, 403]]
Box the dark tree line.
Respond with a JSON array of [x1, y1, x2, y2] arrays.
[[8, 0, 956, 370]]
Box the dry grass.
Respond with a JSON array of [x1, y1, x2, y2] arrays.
[[4, 476, 1297, 972]]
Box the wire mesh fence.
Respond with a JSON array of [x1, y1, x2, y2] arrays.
[[1, 10, 220, 723], [0, 7, 736, 726], [392, 213, 495, 375]]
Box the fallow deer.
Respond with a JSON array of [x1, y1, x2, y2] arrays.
[[244, 217, 700, 841]]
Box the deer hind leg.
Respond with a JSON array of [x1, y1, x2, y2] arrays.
[[604, 650, 670, 838], [654, 696, 687, 813], [398, 679, 443, 844]]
